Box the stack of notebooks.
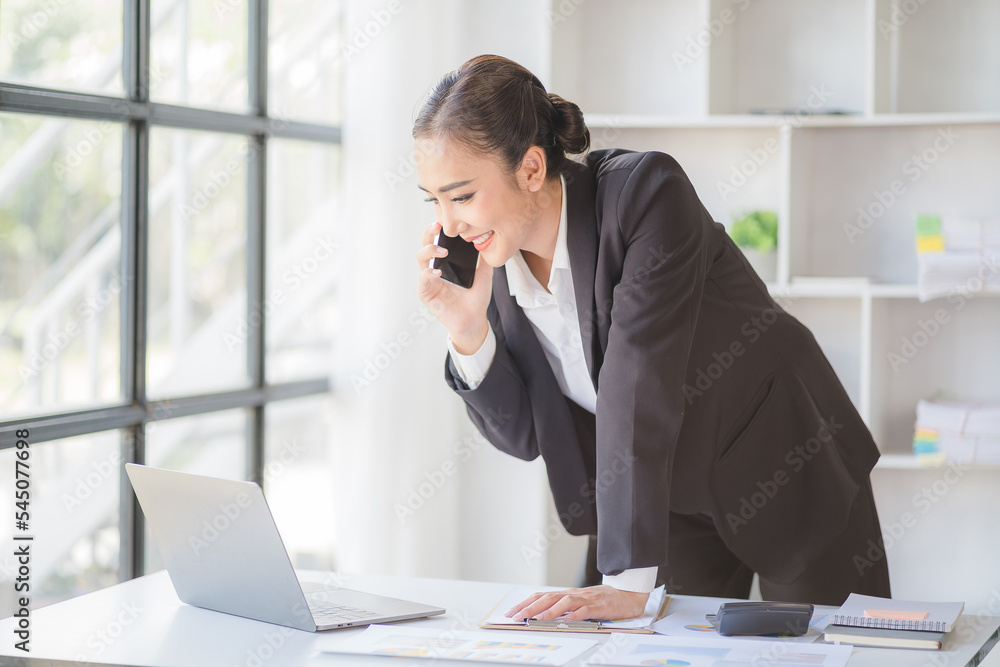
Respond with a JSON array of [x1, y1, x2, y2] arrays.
[[824, 594, 964, 650], [914, 215, 1000, 302], [913, 399, 1000, 465]]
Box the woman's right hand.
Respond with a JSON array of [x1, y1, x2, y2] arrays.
[[416, 221, 494, 354]]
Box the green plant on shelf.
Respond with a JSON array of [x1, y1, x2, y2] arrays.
[[730, 210, 778, 253]]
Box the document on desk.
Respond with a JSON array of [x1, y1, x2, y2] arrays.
[[481, 585, 668, 633], [649, 594, 832, 643], [594, 634, 852, 667], [320, 624, 596, 665]]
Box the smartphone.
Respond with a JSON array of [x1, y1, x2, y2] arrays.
[[432, 230, 479, 289]]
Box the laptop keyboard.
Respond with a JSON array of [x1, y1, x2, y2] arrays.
[[309, 599, 379, 624]]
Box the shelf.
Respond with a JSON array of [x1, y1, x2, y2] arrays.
[[584, 112, 1000, 130], [869, 284, 921, 298], [875, 453, 1000, 470], [765, 282, 998, 299], [767, 279, 869, 298], [875, 453, 934, 469], [871, 285, 1000, 299], [585, 114, 788, 129]]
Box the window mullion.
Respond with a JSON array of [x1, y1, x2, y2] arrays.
[[247, 0, 268, 486], [120, 0, 152, 582]]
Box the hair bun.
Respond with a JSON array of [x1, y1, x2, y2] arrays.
[[548, 93, 590, 155], [413, 55, 591, 179]]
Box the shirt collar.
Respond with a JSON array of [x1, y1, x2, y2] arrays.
[[551, 174, 571, 272], [505, 174, 569, 308]]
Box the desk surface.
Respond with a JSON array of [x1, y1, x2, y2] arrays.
[[0, 570, 997, 667]]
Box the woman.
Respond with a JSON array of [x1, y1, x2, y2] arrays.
[[413, 55, 890, 621]]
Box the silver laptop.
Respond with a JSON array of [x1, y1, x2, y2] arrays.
[[125, 463, 445, 632]]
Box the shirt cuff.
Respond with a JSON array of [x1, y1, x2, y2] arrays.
[[447, 326, 496, 390], [602, 567, 659, 594]]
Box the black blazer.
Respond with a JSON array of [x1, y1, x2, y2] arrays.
[[445, 149, 880, 584]]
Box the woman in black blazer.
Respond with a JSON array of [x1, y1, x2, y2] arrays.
[[414, 55, 890, 621]]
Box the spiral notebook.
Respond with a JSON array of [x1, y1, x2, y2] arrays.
[[831, 594, 964, 633]]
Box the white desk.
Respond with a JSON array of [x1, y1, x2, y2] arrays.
[[0, 571, 997, 666]]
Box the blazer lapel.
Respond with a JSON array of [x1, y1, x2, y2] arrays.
[[491, 267, 543, 370], [563, 160, 600, 389], [491, 266, 597, 534]]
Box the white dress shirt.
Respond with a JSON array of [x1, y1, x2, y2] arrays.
[[448, 175, 658, 595]]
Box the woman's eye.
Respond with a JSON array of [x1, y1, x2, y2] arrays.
[[452, 193, 474, 203], [423, 198, 438, 204]]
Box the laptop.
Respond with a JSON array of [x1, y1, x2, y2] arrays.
[[124, 463, 445, 632]]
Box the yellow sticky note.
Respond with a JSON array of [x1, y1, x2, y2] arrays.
[[864, 609, 929, 621], [916, 236, 945, 254]]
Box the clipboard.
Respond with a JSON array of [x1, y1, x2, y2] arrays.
[[479, 586, 672, 634]]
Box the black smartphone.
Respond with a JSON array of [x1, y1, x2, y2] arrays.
[[432, 231, 479, 289]]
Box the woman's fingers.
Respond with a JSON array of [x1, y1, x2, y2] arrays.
[[507, 590, 585, 621], [532, 595, 589, 621], [505, 591, 553, 619], [414, 219, 493, 340], [504, 593, 545, 621], [416, 221, 446, 272], [505, 586, 650, 622], [416, 242, 447, 271], [421, 220, 442, 246], [515, 593, 569, 621]]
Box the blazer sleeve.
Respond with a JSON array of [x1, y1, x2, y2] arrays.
[[444, 302, 540, 462], [595, 152, 710, 576]]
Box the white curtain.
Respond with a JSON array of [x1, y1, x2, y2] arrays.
[[329, 0, 589, 586]]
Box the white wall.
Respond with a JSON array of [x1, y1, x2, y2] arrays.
[[331, 0, 580, 587]]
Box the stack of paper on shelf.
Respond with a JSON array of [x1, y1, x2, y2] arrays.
[[824, 594, 964, 650], [913, 399, 1000, 465], [915, 215, 1000, 302]]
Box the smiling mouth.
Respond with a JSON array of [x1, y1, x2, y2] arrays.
[[467, 230, 494, 248]]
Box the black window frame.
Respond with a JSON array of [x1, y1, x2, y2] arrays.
[[0, 0, 339, 581]]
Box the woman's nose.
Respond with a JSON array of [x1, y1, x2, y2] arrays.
[[439, 210, 467, 238]]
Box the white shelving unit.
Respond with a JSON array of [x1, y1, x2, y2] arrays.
[[538, 0, 1000, 466], [442, 0, 1000, 608], [532, 0, 1000, 607]]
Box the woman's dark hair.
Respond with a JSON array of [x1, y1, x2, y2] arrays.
[[413, 54, 590, 179]]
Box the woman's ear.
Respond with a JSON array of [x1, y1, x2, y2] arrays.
[[517, 145, 548, 192]]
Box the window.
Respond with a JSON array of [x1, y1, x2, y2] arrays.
[[0, 114, 124, 418], [0, 0, 124, 95], [0, 0, 341, 615]]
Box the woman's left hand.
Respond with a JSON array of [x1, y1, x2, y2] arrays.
[[504, 585, 650, 622]]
